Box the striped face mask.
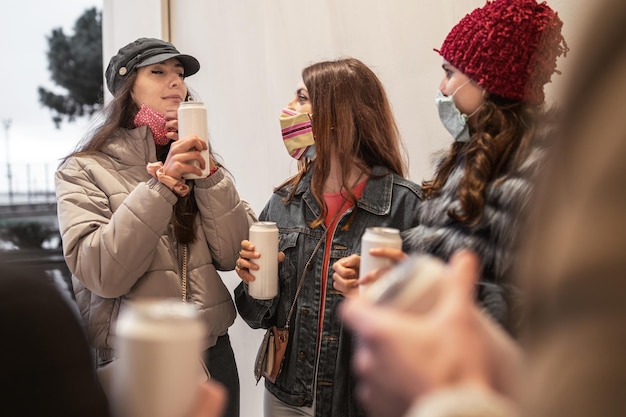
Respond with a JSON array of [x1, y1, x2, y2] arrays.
[[279, 108, 316, 160]]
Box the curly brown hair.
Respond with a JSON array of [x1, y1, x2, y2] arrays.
[[422, 95, 543, 226]]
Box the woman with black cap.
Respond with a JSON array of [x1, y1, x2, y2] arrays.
[[55, 37, 255, 417]]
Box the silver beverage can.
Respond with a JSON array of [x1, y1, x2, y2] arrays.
[[111, 299, 206, 417], [359, 227, 402, 295], [178, 101, 210, 179], [362, 253, 446, 313], [248, 221, 279, 300]]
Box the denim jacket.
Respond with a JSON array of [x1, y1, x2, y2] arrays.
[[235, 166, 421, 416]]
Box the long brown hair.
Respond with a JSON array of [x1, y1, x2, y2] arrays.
[[277, 57, 408, 227], [421, 95, 543, 226], [63, 70, 207, 244]]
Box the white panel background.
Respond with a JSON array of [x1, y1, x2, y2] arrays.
[[102, 1, 590, 415]]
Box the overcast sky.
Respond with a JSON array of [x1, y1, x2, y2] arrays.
[[0, 0, 101, 192]]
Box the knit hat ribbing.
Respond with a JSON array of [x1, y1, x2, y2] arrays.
[[436, 0, 568, 105]]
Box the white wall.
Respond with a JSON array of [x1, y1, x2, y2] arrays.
[[102, 1, 589, 414]]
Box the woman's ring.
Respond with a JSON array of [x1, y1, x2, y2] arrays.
[[236, 259, 242, 269]]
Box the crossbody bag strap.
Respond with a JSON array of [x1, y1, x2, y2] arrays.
[[284, 198, 346, 330]]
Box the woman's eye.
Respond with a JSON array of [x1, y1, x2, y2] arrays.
[[298, 94, 308, 103], [151, 70, 164, 75]]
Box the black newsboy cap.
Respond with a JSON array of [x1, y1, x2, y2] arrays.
[[105, 37, 200, 95]]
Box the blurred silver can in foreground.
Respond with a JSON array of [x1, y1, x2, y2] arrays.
[[111, 299, 206, 417], [359, 227, 402, 295]]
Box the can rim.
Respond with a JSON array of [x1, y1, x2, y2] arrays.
[[251, 221, 278, 228], [365, 226, 400, 235], [179, 101, 205, 106]]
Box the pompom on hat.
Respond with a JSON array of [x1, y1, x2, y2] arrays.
[[436, 0, 569, 105], [105, 37, 200, 95]]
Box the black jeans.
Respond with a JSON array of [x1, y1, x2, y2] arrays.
[[203, 333, 240, 417]]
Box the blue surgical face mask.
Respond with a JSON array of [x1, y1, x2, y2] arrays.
[[435, 80, 482, 143]]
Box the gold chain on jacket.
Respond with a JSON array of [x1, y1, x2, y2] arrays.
[[181, 244, 188, 302]]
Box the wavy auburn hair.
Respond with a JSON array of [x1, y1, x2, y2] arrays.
[[278, 57, 408, 227]]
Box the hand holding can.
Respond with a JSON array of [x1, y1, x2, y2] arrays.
[[362, 254, 446, 312], [248, 222, 279, 299], [359, 227, 402, 295]]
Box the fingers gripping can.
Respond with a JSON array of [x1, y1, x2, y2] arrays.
[[359, 227, 402, 295], [178, 101, 210, 179], [248, 221, 279, 299], [111, 299, 206, 417]]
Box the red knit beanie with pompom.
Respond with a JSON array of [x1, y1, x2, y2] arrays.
[[436, 0, 568, 105]]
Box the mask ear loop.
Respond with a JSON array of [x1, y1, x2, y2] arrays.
[[450, 79, 472, 97], [466, 87, 488, 119], [466, 103, 484, 120], [456, 81, 487, 123], [446, 79, 475, 123], [307, 113, 317, 139]]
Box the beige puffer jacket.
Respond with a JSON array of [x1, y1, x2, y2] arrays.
[[55, 126, 256, 360]]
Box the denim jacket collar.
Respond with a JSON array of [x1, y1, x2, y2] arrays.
[[294, 165, 395, 218]]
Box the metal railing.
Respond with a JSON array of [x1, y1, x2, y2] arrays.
[[0, 162, 57, 206]]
